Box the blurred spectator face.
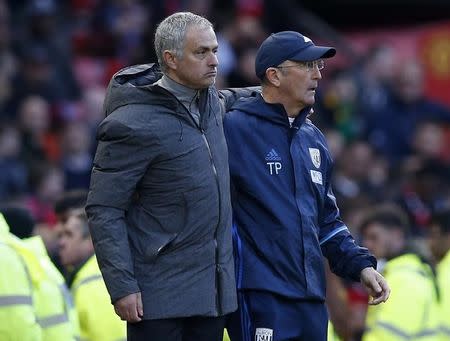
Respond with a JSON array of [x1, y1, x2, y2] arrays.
[[82, 86, 106, 125], [324, 129, 344, 159], [237, 47, 260, 85], [341, 141, 374, 180], [20, 45, 53, 84], [232, 16, 266, 49], [36, 166, 64, 202], [112, 0, 148, 36], [0, 125, 21, 158], [19, 96, 50, 135], [62, 122, 91, 155], [394, 60, 424, 103], [367, 44, 395, 82], [58, 213, 92, 267], [361, 222, 403, 259], [412, 121, 445, 159], [331, 72, 358, 103]]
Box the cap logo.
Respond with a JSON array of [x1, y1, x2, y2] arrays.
[[303, 35, 312, 43]]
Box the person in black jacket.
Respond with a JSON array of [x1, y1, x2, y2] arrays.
[[223, 31, 390, 341], [86, 11, 255, 341]]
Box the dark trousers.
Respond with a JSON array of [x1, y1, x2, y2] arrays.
[[127, 315, 227, 341], [227, 291, 328, 341]]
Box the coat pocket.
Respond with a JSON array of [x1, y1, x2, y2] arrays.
[[142, 230, 178, 263], [127, 199, 186, 263]]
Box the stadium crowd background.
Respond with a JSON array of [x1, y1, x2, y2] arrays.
[[0, 0, 449, 340]]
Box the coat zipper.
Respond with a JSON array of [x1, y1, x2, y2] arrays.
[[200, 128, 222, 316], [161, 87, 222, 315]]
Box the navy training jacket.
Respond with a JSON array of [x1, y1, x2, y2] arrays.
[[223, 94, 376, 301]]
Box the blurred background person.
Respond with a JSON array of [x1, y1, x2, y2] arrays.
[[363, 59, 450, 166], [0, 212, 42, 340], [0, 122, 28, 202], [59, 121, 93, 191], [56, 192, 126, 341], [428, 209, 450, 340], [0, 206, 80, 341], [359, 204, 440, 341]]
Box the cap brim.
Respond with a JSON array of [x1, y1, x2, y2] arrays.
[[291, 45, 336, 61]]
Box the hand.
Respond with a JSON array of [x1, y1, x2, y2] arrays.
[[114, 292, 144, 323], [360, 267, 390, 305]]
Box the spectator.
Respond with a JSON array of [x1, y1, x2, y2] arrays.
[[19, 0, 80, 101], [0, 0, 17, 119], [428, 209, 450, 340], [6, 44, 66, 115], [359, 204, 441, 341], [60, 121, 93, 190], [396, 160, 450, 235], [0, 123, 28, 201], [58, 206, 126, 341], [17, 95, 57, 167], [0, 213, 42, 340], [1, 207, 80, 340], [316, 68, 361, 140], [25, 162, 65, 227], [364, 59, 450, 164], [354, 43, 395, 119]]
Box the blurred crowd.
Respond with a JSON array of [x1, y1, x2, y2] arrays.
[[0, 0, 449, 340]]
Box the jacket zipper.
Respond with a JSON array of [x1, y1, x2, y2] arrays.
[[201, 128, 222, 316], [163, 87, 222, 316]]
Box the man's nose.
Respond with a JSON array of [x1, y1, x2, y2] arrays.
[[209, 52, 219, 67], [312, 67, 322, 79]]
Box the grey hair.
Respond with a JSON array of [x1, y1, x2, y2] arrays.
[[154, 12, 213, 72]]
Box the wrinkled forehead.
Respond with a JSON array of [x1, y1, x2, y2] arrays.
[[184, 25, 218, 48]]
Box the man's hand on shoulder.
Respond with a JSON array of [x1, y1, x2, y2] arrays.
[[360, 267, 390, 305], [114, 292, 144, 323]]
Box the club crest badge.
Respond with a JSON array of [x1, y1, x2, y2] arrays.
[[255, 328, 273, 341], [309, 148, 321, 168]]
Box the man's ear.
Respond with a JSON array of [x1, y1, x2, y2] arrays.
[[163, 50, 177, 70], [265, 67, 281, 87]]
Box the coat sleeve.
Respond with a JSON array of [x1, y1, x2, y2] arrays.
[[318, 153, 376, 281], [218, 87, 260, 116], [85, 105, 157, 303]]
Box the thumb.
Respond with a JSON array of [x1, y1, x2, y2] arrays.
[[136, 292, 144, 317]]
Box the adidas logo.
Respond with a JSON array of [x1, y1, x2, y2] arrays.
[[265, 149, 282, 161]]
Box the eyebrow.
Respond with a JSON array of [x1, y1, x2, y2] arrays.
[[196, 43, 219, 51]]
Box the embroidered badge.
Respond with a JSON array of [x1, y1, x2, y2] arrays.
[[309, 148, 321, 168], [310, 170, 323, 185], [255, 328, 273, 341]]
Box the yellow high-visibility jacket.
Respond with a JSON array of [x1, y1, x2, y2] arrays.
[[0, 214, 42, 341], [1, 213, 80, 341], [363, 253, 441, 341], [24, 236, 80, 341], [328, 321, 343, 341], [437, 250, 450, 340], [71, 255, 126, 341]]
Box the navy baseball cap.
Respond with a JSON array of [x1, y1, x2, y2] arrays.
[[255, 31, 336, 80]]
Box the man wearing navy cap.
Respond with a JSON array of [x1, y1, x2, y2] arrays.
[[223, 31, 390, 341]]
